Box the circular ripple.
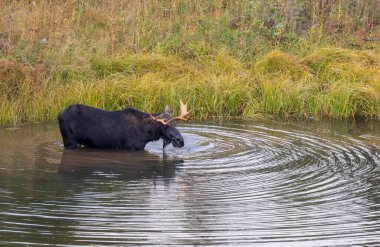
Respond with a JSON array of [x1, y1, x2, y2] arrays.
[[0, 121, 379, 246], [145, 122, 380, 246]]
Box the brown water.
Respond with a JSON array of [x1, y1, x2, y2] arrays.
[[0, 119, 379, 246]]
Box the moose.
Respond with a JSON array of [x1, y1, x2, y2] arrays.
[[58, 100, 192, 150]]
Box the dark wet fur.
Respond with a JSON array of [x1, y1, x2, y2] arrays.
[[58, 104, 184, 150]]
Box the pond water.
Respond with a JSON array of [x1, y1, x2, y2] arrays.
[[0, 119, 379, 246]]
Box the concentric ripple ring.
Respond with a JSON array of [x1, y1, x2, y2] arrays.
[[0, 120, 379, 246]]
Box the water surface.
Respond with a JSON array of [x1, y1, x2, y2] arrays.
[[0, 119, 379, 246]]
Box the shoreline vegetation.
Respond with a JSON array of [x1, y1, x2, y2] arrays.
[[1, 1, 380, 125]]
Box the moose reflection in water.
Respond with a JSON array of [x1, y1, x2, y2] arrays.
[[59, 149, 183, 181]]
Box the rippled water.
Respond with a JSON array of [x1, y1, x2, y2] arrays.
[[0, 119, 379, 246]]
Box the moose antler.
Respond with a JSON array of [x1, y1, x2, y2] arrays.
[[173, 100, 193, 122], [149, 114, 171, 125], [149, 100, 193, 125]]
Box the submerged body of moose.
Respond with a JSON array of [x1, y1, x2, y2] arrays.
[[58, 101, 192, 150]]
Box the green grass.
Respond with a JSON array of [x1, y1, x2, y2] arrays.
[[254, 48, 380, 119], [1, 48, 379, 125]]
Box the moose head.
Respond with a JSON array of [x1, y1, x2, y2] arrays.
[[149, 100, 193, 148]]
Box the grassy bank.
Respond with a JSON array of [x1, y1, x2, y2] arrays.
[[1, 48, 379, 125], [0, 1, 380, 125]]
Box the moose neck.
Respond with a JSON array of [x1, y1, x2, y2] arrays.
[[120, 109, 163, 149]]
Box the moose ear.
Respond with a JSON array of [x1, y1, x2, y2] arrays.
[[165, 105, 171, 114]]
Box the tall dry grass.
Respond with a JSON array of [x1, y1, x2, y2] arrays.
[[2, 0, 379, 62]]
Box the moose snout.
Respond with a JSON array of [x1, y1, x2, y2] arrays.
[[170, 135, 184, 148], [177, 138, 184, 147], [164, 124, 185, 148]]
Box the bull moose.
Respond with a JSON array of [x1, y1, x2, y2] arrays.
[[58, 100, 192, 150]]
